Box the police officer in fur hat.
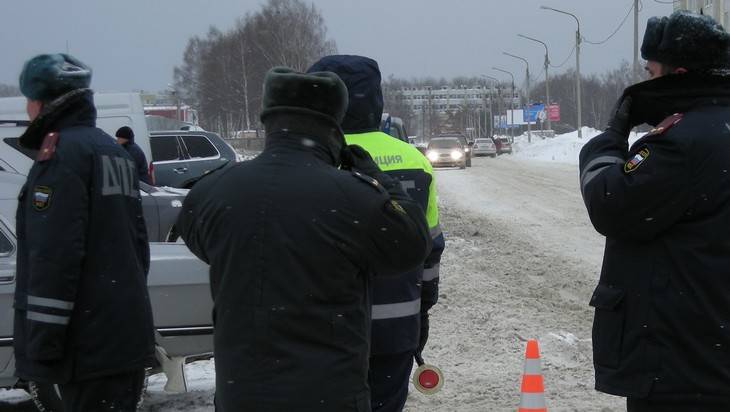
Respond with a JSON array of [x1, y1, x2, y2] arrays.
[[177, 67, 431, 411], [15, 54, 154, 411], [579, 11, 730, 411]]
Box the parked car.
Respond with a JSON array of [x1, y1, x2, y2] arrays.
[[0, 171, 213, 409], [150, 130, 237, 188], [493, 136, 513, 155], [435, 133, 472, 166], [472, 138, 497, 157], [425, 137, 467, 169], [0, 121, 186, 242]]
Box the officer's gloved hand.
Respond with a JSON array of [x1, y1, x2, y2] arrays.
[[606, 96, 633, 138], [340, 144, 381, 177]]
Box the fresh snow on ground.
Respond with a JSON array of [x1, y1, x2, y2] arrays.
[[511, 127, 645, 165], [511, 127, 600, 165]]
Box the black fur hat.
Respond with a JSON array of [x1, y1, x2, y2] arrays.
[[260, 67, 348, 127], [641, 10, 730, 70]]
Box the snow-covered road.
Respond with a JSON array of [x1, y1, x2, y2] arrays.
[[0, 147, 625, 411], [405, 154, 621, 411]]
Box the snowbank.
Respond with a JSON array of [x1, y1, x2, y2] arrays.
[[511, 128, 644, 165]]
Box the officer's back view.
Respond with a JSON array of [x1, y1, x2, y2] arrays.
[[308, 55, 445, 412], [177, 67, 431, 411], [14, 54, 154, 411]]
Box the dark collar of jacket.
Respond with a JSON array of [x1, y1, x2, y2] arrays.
[[20, 89, 96, 150], [625, 71, 730, 126], [264, 111, 345, 166]]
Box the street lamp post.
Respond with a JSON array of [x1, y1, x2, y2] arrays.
[[493, 67, 515, 141], [518, 34, 551, 133], [504, 52, 531, 143], [481, 75, 499, 138], [541, 5, 582, 138]]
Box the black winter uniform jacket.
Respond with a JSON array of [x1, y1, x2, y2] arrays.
[[13, 90, 155, 383], [177, 122, 431, 411], [579, 73, 730, 403], [121, 137, 152, 185]]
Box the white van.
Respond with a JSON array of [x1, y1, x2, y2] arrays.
[[0, 92, 152, 174]]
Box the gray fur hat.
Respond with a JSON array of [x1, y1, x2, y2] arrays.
[[19, 54, 92, 101]]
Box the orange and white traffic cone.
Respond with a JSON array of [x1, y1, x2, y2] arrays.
[[518, 339, 547, 412]]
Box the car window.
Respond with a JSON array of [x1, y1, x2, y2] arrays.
[[0, 229, 14, 256], [151, 136, 183, 162], [429, 139, 460, 149], [4, 138, 37, 159], [182, 135, 218, 159]]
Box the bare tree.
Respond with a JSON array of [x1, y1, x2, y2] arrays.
[[173, 0, 336, 136], [0, 83, 20, 98]]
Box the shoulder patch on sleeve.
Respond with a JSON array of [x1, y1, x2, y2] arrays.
[[645, 113, 683, 137], [36, 132, 59, 162], [624, 147, 650, 173], [32, 186, 53, 211]]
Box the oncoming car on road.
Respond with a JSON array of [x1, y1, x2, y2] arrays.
[[425, 137, 467, 169]]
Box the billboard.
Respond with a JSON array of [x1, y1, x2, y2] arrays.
[[547, 104, 560, 122], [524, 104, 544, 123], [496, 112, 523, 128]]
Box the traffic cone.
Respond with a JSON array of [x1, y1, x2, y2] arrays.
[[518, 339, 547, 412]]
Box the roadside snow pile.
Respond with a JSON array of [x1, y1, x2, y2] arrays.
[[512, 128, 644, 165], [511, 127, 600, 165]]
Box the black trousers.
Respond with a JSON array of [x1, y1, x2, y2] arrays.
[[58, 369, 146, 412], [627, 397, 730, 412], [369, 351, 414, 412]]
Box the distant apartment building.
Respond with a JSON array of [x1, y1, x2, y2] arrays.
[[674, 0, 729, 27], [395, 85, 521, 138], [399, 85, 519, 113]]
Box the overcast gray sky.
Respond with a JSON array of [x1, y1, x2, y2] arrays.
[[1, 0, 672, 92]]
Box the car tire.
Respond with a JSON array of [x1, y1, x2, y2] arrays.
[[459, 163, 466, 169], [28, 381, 63, 412], [466, 157, 472, 167], [490, 154, 496, 158]]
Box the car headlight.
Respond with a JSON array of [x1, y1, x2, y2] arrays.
[[427, 151, 439, 162], [451, 151, 463, 160], [464, 148, 470, 152]]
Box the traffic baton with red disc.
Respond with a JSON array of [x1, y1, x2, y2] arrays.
[[412, 355, 444, 394]]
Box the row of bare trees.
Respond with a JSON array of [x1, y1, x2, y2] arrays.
[[173, 0, 336, 137], [0, 84, 20, 98], [382, 60, 636, 138]]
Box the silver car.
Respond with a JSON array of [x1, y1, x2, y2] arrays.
[[472, 138, 497, 157], [425, 137, 467, 169], [0, 120, 187, 242], [0, 172, 213, 408]]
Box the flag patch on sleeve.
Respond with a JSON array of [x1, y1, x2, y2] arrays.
[[624, 148, 649, 173], [32, 186, 52, 211]]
